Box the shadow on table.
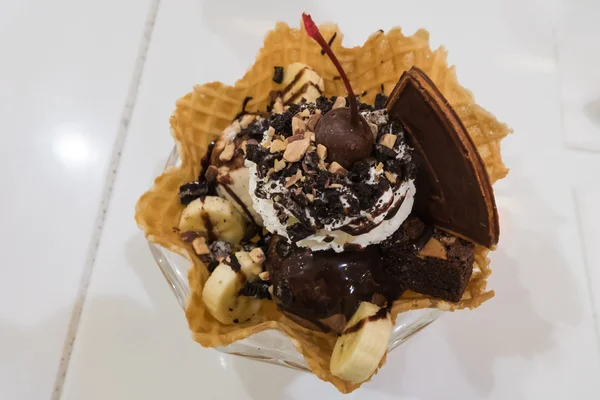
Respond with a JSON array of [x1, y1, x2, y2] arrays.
[[369, 161, 584, 399]]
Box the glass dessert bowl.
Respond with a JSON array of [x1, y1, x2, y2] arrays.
[[149, 145, 443, 371], [136, 15, 510, 393]]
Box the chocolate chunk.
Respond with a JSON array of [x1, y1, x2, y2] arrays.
[[243, 118, 270, 140], [374, 93, 388, 110], [348, 160, 371, 183], [316, 96, 334, 114], [179, 181, 211, 205], [303, 151, 319, 172], [207, 259, 219, 273], [387, 67, 499, 247], [384, 159, 404, 175], [269, 105, 300, 137], [281, 194, 312, 227], [353, 182, 377, 209], [245, 143, 268, 164], [227, 253, 242, 272], [209, 240, 232, 261], [239, 281, 272, 299], [378, 119, 404, 142], [287, 222, 316, 242], [256, 154, 280, 178], [272, 66, 284, 84], [323, 189, 345, 217], [269, 113, 293, 136], [374, 143, 397, 161]]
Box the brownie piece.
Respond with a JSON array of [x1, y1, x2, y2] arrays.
[[381, 217, 474, 302]]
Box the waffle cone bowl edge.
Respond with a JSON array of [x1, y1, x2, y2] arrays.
[[135, 21, 511, 393]]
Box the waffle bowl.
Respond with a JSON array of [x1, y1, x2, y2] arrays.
[[136, 21, 510, 393]]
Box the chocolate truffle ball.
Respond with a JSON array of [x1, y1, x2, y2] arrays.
[[315, 107, 374, 169]]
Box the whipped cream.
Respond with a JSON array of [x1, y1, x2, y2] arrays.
[[246, 100, 417, 252]]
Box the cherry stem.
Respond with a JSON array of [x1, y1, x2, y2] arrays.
[[302, 13, 358, 124]]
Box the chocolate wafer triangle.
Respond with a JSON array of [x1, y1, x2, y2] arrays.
[[387, 67, 499, 248]]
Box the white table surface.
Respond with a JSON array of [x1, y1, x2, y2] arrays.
[[2, 0, 600, 399]]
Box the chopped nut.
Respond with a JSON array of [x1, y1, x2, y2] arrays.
[[226, 120, 241, 135], [205, 165, 219, 182], [285, 169, 303, 187], [437, 301, 452, 311], [213, 140, 225, 157], [250, 248, 266, 264], [239, 140, 248, 155], [328, 183, 343, 189], [384, 171, 396, 183], [240, 114, 255, 129], [375, 162, 384, 173], [273, 159, 286, 172], [192, 237, 210, 255], [328, 161, 347, 175], [306, 113, 322, 131], [273, 97, 284, 114], [439, 235, 457, 245], [283, 138, 310, 162], [368, 122, 378, 138], [307, 145, 316, 152], [300, 109, 311, 118], [219, 143, 235, 161], [332, 96, 346, 109], [268, 285, 274, 296], [258, 271, 270, 281], [306, 193, 314, 202], [418, 237, 448, 260], [379, 133, 397, 149], [287, 134, 305, 144], [292, 117, 307, 134], [304, 131, 315, 142], [317, 144, 327, 161], [266, 126, 275, 139], [270, 139, 287, 153]]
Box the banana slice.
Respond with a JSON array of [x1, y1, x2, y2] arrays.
[[216, 168, 264, 226], [179, 196, 246, 245], [235, 251, 262, 281], [281, 62, 324, 104], [202, 260, 262, 325], [330, 302, 392, 384]]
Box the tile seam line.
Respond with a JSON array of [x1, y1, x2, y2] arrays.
[[50, 1, 161, 399], [571, 189, 600, 358]]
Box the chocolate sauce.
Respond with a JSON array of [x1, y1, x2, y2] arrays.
[[284, 82, 323, 105], [201, 212, 216, 243], [281, 68, 306, 98], [199, 141, 216, 181], [343, 308, 388, 334], [220, 183, 257, 227], [266, 237, 405, 328], [233, 96, 253, 120], [321, 32, 337, 55]]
